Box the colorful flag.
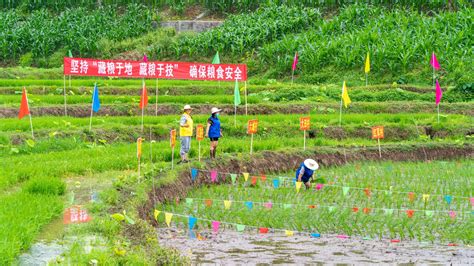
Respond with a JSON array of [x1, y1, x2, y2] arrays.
[[364, 52, 370, 73], [210, 170, 218, 182], [212, 220, 220, 233], [435, 80, 443, 105], [285, 230, 294, 236], [188, 216, 197, 230], [243, 172, 249, 182], [153, 210, 160, 221], [68, 50, 73, 57], [143, 53, 148, 62], [230, 174, 237, 184], [191, 168, 198, 181], [139, 80, 148, 109], [165, 212, 173, 227], [18, 88, 30, 119], [430, 52, 440, 70], [234, 79, 241, 106], [296, 181, 303, 193], [92, 83, 100, 112], [292, 52, 298, 71], [341, 81, 351, 108], [245, 201, 253, 210], [212, 51, 220, 64], [224, 200, 232, 210]]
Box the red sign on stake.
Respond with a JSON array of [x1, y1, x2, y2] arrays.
[[170, 129, 176, 147], [64, 57, 247, 81], [64, 206, 91, 224], [247, 120, 259, 134], [300, 117, 310, 131], [196, 124, 204, 141], [372, 126, 384, 139]]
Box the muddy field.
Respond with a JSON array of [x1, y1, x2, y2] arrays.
[[157, 228, 474, 264]]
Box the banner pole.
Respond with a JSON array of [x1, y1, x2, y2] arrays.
[[138, 157, 141, 178], [244, 81, 248, 116], [291, 69, 294, 84], [171, 148, 174, 170], [365, 73, 368, 88], [250, 133, 253, 155], [437, 104, 440, 123], [377, 138, 382, 158], [28, 113, 34, 139], [63, 75, 67, 116], [155, 79, 158, 116]]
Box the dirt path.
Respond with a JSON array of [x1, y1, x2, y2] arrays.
[[157, 228, 474, 264]]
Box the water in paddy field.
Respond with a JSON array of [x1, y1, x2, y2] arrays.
[[157, 228, 474, 264]]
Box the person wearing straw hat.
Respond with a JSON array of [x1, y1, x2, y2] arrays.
[[295, 159, 319, 189], [179, 105, 193, 163], [205, 107, 222, 159]]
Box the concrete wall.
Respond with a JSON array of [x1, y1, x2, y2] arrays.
[[161, 20, 223, 33]]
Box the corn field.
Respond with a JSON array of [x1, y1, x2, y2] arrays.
[[0, 3, 152, 61]]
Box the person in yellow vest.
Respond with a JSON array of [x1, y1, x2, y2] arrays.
[[179, 105, 193, 163]]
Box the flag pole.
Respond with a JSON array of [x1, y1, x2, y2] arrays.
[[365, 73, 368, 88], [234, 105, 237, 127], [155, 79, 158, 116], [63, 75, 67, 116], [339, 97, 343, 127], [89, 83, 95, 131], [244, 81, 248, 116], [26, 91, 34, 139], [437, 104, 440, 123], [250, 133, 254, 155], [377, 138, 382, 158], [303, 130, 306, 151], [291, 69, 294, 84]]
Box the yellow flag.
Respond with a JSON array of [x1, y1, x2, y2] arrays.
[[341, 81, 351, 108], [153, 210, 161, 221], [165, 212, 173, 227], [137, 137, 143, 158], [365, 52, 370, 73], [285, 230, 294, 236], [296, 181, 303, 193], [243, 173, 249, 182], [422, 194, 430, 202], [224, 200, 232, 210]]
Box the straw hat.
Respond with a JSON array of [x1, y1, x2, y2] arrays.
[[211, 107, 222, 114], [183, 105, 192, 110], [304, 159, 319, 170]]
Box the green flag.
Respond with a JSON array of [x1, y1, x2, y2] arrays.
[[68, 50, 73, 57], [234, 80, 241, 106], [212, 51, 220, 64]]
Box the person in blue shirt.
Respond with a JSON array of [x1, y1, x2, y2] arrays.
[[205, 107, 223, 159], [295, 159, 319, 189]]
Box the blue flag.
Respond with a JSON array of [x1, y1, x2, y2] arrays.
[[245, 201, 253, 210], [444, 195, 452, 205], [188, 216, 197, 230], [272, 179, 280, 188], [191, 168, 198, 181], [92, 84, 100, 112]]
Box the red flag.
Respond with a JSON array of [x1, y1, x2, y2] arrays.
[[292, 52, 298, 71], [18, 88, 30, 119], [139, 81, 148, 109], [435, 80, 443, 105], [430, 52, 440, 70]]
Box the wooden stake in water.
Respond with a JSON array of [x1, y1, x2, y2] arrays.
[[63, 75, 68, 116]]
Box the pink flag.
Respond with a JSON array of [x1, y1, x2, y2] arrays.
[[435, 80, 443, 105], [210, 170, 218, 182], [430, 52, 440, 70], [212, 220, 220, 233], [143, 53, 148, 62], [449, 211, 456, 219], [292, 52, 298, 71], [470, 197, 474, 207]]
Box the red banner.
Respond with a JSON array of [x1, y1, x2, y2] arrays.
[[300, 117, 310, 131], [64, 57, 247, 81]]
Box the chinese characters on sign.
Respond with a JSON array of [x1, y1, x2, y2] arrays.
[[196, 125, 204, 141], [247, 120, 259, 134], [63, 206, 91, 224], [64, 57, 247, 81], [170, 129, 176, 147], [372, 126, 384, 139], [300, 117, 310, 131]]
